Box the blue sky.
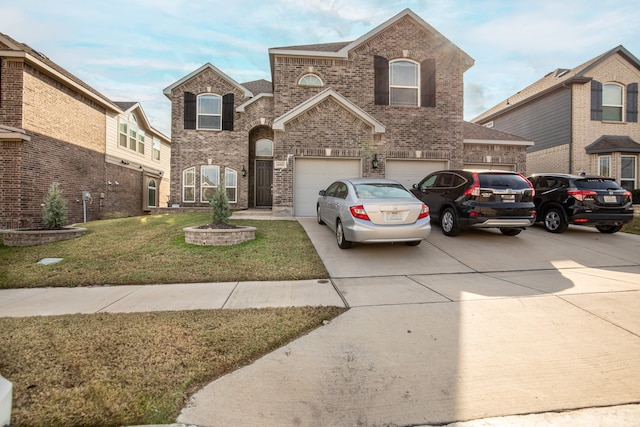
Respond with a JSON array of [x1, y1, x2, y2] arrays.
[[3, 0, 639, 136]]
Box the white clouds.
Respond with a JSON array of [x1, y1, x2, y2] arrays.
[[3, 0, 639, 130]]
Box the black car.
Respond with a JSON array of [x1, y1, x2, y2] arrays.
[[527, 173, 634, 234], [411, 169, 536, 236]]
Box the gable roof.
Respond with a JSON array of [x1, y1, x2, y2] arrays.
[[114, 101, 170, 142], [163, 63, 253, 98], [0, 32, 120, 112], [269, 8, 474, 71], [473, 45, 640, 123], [272, 88, 385, 133]]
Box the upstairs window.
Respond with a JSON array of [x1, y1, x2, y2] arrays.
[[198, 94, 222, 130], [390, 60, 419, 106], [298, 74, 323, 87], [152, 137, 161, 161], [119, 113, 145, 153], [603, 83, 623, 121], [118, 118, 128, 147]]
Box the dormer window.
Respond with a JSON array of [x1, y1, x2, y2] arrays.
[[298, 74, 323, 87]]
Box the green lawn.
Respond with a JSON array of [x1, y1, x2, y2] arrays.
[[0, 213, 329, 288], [0, 213, 342, 426]]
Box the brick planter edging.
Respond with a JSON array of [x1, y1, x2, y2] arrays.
[[1, 227, 87, 247], [183, 226, 256, 246]]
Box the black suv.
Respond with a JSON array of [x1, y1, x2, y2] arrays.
[[527, 173, 634, 234], [411, 170, 536, 236]]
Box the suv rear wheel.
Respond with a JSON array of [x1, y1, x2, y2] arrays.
[[441, 207, 460, 237], [543, 207, 568, 233], [595, 225, 622, 234]]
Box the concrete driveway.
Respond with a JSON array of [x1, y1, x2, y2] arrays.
[[179, 220, 640, 427]]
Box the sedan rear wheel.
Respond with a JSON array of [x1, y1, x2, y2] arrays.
[[336, 219, 352, 249], [316, 205, 325, 225], [543, 207, 568, 233], [595, 225, 622, 234], [441, 208, 460, 237]]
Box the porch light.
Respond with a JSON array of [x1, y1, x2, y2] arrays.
[[372, 154, 379, 169], [242, 165, 247, 177]]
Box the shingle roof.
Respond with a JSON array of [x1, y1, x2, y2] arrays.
[[114, 101, 138, 111], [241, 79, 273, 95], [270, 41, 352, 53], [472, 45, 640, 123], [585, 135, 640, 153], [463, 121, 530, 142], [0, 32, 119, 111]]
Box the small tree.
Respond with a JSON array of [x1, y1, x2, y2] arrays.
[[209, 182, 231, 224], [43, 182, 68, 229]]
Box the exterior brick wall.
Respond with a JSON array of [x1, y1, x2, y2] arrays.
[[0, 140, 23, 229], [463, 143, 528, 173], [0, 59, 24, 127], [526, 145, 570, 176]]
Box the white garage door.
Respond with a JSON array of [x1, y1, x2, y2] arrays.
[[464, 163, 515, 171], [386, 159, 448, 189], [294, 158, 361, 216]]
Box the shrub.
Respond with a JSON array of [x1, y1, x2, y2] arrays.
[[43, 182, 68, 229], [209, 183, 231, 224]]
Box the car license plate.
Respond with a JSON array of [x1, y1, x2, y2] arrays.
[[604, 195, 617, 203], [502, 194, 515, 203], [386, 212, 401, 221]]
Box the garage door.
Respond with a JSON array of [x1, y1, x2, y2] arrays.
[[464, 163, 515, 171], [294, 158, 361, 216], [386, 159, 448, 189]]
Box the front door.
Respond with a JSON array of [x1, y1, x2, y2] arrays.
[[256, 160, 273, 207]]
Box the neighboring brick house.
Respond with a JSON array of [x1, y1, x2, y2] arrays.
[[164, 9, 530, 217], [472, 45, 640, 191], [0, 33, 170, 229]]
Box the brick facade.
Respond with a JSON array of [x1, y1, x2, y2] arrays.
[[166, 10, 492, 216]]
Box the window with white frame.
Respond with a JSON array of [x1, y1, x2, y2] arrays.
[[138, 129, 145, 154], [255, 139, 273, 157], [119, 118, 128, 147], [147, 179, 157, 207], [152, 137, 161, 161], [603, 83, 624, 121], [298, 74, 323, 87], [119, 113, 146, 153], [598, 155, 611, 177], [225, 168, 238, 203], [183, 167, 195, 202], [201, 165, 220, 202], [197, 94, 222, 130], [621, 156, 637, 190], [390, 60, 419, 106]]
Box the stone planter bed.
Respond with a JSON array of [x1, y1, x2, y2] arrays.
[[1, 227, 87, 247], [183, 225, 256, 246]]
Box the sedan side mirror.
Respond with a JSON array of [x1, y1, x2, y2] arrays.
[[318, 190, 326, 196], [412, 184, 419, 189]]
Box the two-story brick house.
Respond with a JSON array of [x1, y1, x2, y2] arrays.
[[164, 9, 532, 217], [472, 45, 640, 191], [0, 33, 171, 229]]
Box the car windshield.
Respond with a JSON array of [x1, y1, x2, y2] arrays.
[[574, 178, 624, 190], [354, 183, 412, 199], [478, 173, 529, 190]]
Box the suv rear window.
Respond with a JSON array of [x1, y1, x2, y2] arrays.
[[574, 178, 624, 190], [478, 173, 529, 190]]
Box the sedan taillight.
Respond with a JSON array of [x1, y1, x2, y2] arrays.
[[567, 189, 598, 201], [350, 205, 370, 221], [418, 204, 430, 219]]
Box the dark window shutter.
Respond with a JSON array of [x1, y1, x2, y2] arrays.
[[590, 80, 602, 121], [421, 59, 436, 108], [626, 83, 638, 123], [374, 55, 389, 105], [222, 93, 234, 131], [184, 92, 196, 129]]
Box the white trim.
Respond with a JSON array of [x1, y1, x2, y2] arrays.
[[163, 63, 253, 98], [0, 125, 31, 141], [272, 88, 386, 133], [464, 138, 534, 146], [236, 93, 273, 113]]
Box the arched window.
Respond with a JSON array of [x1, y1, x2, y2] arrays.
[[256, 139, 273, 157], [197, 94, 222, 130], [147, 179, 157, 207], [603, 83, 624, 121], [298, 74, 323, 87], [390, 60, 419, 106]]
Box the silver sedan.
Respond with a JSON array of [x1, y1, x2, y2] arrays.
[[317, 178, 431, 249]]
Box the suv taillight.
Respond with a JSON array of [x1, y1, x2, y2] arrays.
[[519, 173, 535, 197], [567, 189, 598, 201], [464, 173, 480, 197], [418, 204, 430, 219], [350, 205, 370, 221]]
